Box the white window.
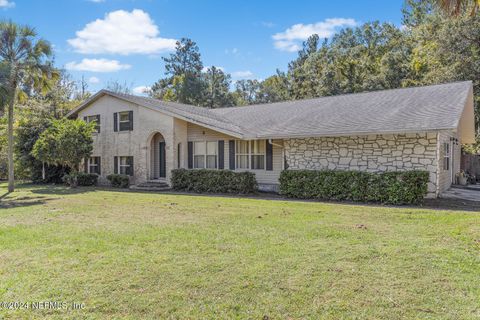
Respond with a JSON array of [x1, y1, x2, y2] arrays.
[[118, 156, 133, 176], [235, 140, 265, 170], [85, 115, 100, 133], [235, 140, 249, 169], [119, 111, 131, 131], [193, 141, 218, 169], [443, 142, 450, 171], [88, 157, 101, 174]]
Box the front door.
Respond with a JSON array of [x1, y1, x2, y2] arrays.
[[159, 142, 166, 178]]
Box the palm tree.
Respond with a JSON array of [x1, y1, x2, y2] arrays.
[[437, 0, 480, 16], [0, 21, 57, 192]]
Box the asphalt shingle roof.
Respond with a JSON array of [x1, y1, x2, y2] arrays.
[[68, 81, 472, 139]]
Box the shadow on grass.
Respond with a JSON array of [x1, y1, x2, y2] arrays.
[[0, 195, 53, 209], [29, 185, 97, 196]]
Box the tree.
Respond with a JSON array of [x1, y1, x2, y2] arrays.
[[436, 0, 479, 16], [151, 38, 205, 105], [105, 80, 133, 94], [201, 66, 234, 108], [32, 119, 95, 185], [0, 21, 57, 192], [233, 79, 262, 105]]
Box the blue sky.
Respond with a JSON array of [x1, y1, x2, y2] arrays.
[[2, 0, 404, 94]]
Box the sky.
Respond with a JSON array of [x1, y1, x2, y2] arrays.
[[1, 0, 405, 94]]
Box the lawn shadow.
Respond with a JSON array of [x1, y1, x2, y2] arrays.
[[29, 185, 97, 196], [0, 195, 52, 209]]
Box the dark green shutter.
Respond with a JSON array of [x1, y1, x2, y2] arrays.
[[114, 156, 118, 174], [83, 116, 87, 122], [229, 140, 235, 170], [129, 156, 134, 176], [128, 111, 133, 131], [98, 157, 101, 175], [266, 140, 273, 171], [84, 157, 88, 173], [187, 142, 193, 169], [218, 140, 224, 169], [113, 113, 118, 132], [96, 115, 101, 133]]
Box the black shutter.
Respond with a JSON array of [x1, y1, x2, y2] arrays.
[[218, 140, 224, 169], [187, 142, 193, 169], [114, 156, 118, 174], [113, 113, 118, 132], [83, 116, 87, 122], [84, 157, 88, 173], [129, 156, 134, 176], [266, 140, 273, 171], [128, 111, 133, 131], [98, 157, 101, 175], [229, 140, 235, 170], [96, 115, 101, 133]]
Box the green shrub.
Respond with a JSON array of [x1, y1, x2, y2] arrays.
[[279, 169, 429, 204], [107, 174, 130, 188], [171, 169, 257, 194], [62, 172, 98, 187]]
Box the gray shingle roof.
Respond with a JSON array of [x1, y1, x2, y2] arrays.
[[68, 81, 472, 139], [212, 81, 473, 139]]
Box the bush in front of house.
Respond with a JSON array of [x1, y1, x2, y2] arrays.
[[62, 172, 98, 187], [171, 169, 258, 194], [107, 174, 130, 188], [279, 169, 430, 204]]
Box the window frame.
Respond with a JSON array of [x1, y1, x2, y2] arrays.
[[118, 156, 133, 176], [118, 111, 131, 132], [86, 115, 100, 133], [192, 140, 218, 169], [235, 140, 266, 170], [443, 142, 450, 171], [88, 156, 101, 175]]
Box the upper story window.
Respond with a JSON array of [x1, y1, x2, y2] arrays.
[[84, 115, 100, 133], [235, 140, 265, 170], [193, 141, 217, 169], [114, 111, 133, 132], [443, 142, 450, 171]]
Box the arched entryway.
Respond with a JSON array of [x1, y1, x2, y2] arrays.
[[149, 132, 166, 179]]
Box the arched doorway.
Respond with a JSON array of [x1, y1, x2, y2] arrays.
[[150, 132, 166, 179]]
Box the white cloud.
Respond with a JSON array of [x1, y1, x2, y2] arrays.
[[273, 18, 357, 52], [65, 58, 131, 72], [88, 76, 100, 84], [202, 66, 225, 73], [68, 9, 177, 55], [261, 21, 275, 28], [133, 86, 151, 94], [232, 70, 254, 78], [0, 0, 14, 8]]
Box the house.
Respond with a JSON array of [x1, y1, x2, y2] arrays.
[[67, 81, 476, 198]]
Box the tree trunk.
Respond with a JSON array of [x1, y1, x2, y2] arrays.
[[7, 88, 15, 192]]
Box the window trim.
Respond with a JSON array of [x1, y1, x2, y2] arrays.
[[192, 140, 218, 169], [85, 115, 100, 133], [117, 156, 134, 176], [443, 142, 450, 171], [235, 140, 266, 171], [88, 156, 101, 175], [118, 111, 131, 132]]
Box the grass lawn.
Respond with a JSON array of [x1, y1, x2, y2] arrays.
[[0, 183, 479, 319]]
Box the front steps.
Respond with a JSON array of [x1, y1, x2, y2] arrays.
[[130, 180, 171, 192]]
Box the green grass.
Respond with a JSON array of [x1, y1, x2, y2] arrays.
[[0, 183, 479, 319]]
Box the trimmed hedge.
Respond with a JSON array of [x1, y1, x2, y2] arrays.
[[171, 169, 257, 193], [279, 169, 430, 204], [62, 172, 98, 187], [107, 174, 130, 188]]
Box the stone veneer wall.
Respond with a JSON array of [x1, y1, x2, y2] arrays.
[[284, 133, 438, 197]]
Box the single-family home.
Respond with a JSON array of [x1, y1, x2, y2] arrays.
[[67, 81, 476, 198]]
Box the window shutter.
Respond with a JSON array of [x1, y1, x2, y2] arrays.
[[129, 156, 134, 176], [96, 115, 101, 133], [229, 140, 235, 170], [98, 157, 101, 175], [114, 156, 118, 174], [128, 111, 133, 131], [113, 113, 118, 132], [266, 140, 273, 171], [84, 157, 88, 173], [187, 142, 193, 169], [83, 116, 87, 122], [218, 140, 224, 169]]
